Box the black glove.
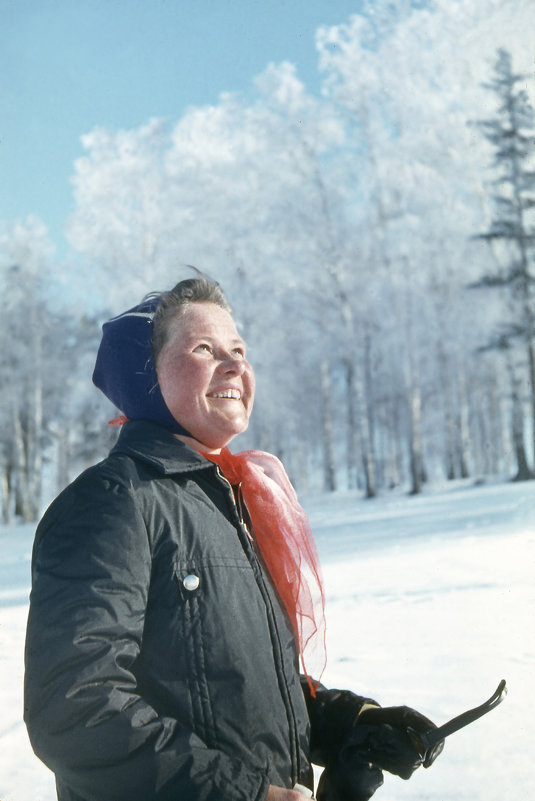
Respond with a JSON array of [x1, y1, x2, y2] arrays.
[[356, 705, 444, 778], [316, 738, 384, 801], [315, 703, 444, 800]]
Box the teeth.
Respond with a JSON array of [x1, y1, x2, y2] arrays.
[[210, 389, 241, 399]]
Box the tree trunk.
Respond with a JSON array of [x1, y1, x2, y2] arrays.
[[387, 432, 401, 489], [439, 348, 457, 480], [456, 361, 471, 479], [345, 355, 376, 498], [511, 411, 533, 481], [509, 362, 534, 481], [1, 466, 11, 524], [387, 399, 402, 489], [13, 407, 32, 521], [486, 376, 505, 475], [294, 440, 308, 496], [344, 356, 358, 490], [527, 337, 535, 471], [27, 368, 43, 520], [403, 312, 425, 495], [408, 381, 424, 495], [321, 359, 337, 492], [13, 397, 43, 522], [57, 426, 72, 494], [363, 332, 377, 496]]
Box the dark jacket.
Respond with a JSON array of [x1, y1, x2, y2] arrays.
[[24, 421, 371, 801]]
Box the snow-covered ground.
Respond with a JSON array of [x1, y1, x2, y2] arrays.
[[1, 478, 533, 800]]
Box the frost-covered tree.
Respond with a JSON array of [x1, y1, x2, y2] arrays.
[[316, 0, 535, 489], [0, 219, 54, 521], [0, 219, 117, 521], [472, 48, 535, 479], [62, 0, 535, 494]]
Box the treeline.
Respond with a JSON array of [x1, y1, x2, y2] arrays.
[[1, 20, 534, 521], [0, 252, 117, 523]]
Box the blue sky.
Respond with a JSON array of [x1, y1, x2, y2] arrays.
[[1, 0, 362, 254]]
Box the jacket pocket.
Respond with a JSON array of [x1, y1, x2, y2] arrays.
[[176, 565, 215, 746], [172, 556, 255, 748]]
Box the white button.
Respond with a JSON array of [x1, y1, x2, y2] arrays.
[[183, 574, 200, 591]]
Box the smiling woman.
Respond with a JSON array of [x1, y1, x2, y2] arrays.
[[24, 273, 442, 801]]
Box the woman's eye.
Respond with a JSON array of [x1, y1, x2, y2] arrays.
[[195, 343, 213, 354], [232, 348, 245, 358]]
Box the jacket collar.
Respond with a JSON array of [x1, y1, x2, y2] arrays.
[[110, 420, 213, 475]]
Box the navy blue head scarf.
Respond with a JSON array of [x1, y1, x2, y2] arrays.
[[92, 295, 190, 436]]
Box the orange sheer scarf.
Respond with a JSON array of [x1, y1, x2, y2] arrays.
[[204, 447, 326, 695]]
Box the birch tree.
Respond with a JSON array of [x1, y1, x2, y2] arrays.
[[0, 220, 52, 521], [61, 0, 535, 494]]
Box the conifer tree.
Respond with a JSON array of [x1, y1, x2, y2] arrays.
[[473, 48, 535, 479]]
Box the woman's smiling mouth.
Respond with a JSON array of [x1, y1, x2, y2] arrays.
[[208, 389, 242, 400]]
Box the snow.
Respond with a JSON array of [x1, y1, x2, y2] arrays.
[[1, 479, 534, 800]]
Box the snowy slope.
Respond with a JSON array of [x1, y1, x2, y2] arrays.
[[1, 479, 533, 800]]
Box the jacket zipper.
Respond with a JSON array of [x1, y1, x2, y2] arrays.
[[215, 467, 302, 785]]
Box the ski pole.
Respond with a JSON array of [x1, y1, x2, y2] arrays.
[[407, 679, 507, 767]]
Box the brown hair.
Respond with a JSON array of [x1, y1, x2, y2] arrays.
[[151, 273, 232, 363]]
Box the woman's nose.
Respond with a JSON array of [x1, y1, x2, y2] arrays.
[[217, 354, 246, 375]]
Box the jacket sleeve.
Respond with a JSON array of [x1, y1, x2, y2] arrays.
[[300, 678, 379, 767], [24, 468, 269, 801]]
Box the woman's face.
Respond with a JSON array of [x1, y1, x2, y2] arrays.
[[156, 302, 255, 451]]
